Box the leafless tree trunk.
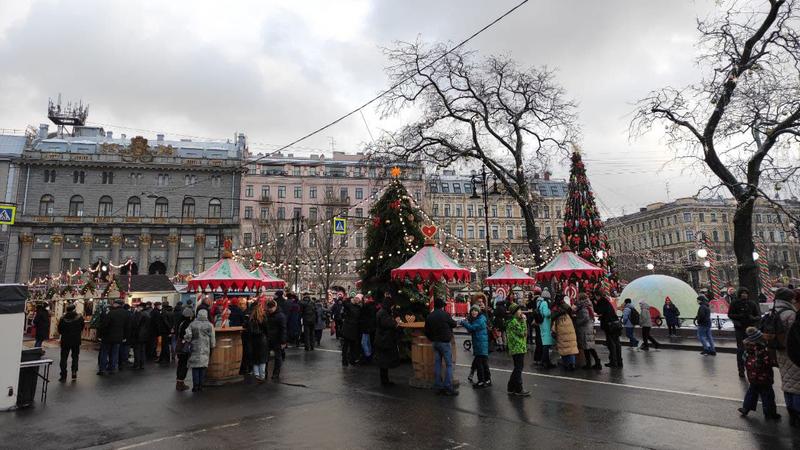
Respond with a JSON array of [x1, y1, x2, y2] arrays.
[[632, 0, 800, 294], [370, 41, 578, 264], [302, 218, 347, 296]]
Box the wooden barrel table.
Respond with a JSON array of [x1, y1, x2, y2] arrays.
[[400, 322, 459, 389], [206, 326, 244, 385]]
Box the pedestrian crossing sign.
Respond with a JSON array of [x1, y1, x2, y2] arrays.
[[0, 205, 15, 225], [333, 217, 347, 235]]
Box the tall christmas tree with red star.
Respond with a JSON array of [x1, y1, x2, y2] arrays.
[[562, 150, 618, 292]]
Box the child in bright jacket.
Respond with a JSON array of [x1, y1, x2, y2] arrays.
[[738, 327, 781, 421]]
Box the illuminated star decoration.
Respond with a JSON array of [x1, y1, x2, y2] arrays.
[[390, 166, 402, 178]]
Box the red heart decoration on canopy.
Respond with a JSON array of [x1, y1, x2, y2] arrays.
[[421, 225, 437, 238]]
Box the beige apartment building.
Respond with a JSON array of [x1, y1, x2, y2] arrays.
[[605, 196, 800, 288], [425, 170, 568, 277], [239, 151, 424, 293]]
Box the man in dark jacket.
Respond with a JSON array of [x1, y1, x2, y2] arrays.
[[99, 300, 130, 375], [300, 294, 317, 351], [130, 303, 151, 370], [331, 298, 343, 339], [266, 300, 287, 380], [57, 304, 84, 381], [696, 295, 716, 356], [728, 287, 761, 377], [33, 304, 50, 348], [359, 296, 378, 362], [425, 298, 458, 395], [341, 295, 362, 366], [158, 304, 174, 364], [148, 302, 162, 361]]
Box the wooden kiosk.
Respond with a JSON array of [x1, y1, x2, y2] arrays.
[[391, 226, 470, 389], [187, 242, 265, 385]]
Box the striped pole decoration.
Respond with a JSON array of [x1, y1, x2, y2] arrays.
[[754, 238, 773, 301], [699, 232, 723, 302]]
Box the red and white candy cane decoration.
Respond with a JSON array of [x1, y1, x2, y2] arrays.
[[700, 232, 723, 303], [754, 238, 773, 301]]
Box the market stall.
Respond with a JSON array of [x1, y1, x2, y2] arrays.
[[187, 245, 262, 385], [250, 267, 287, 290], [392, 226, 470, 389]]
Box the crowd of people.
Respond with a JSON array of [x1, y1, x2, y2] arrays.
[[45, 283, 800, 427]]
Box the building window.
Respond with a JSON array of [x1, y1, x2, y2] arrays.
[[441, 183, 450, 194], [184, 175, 197, 186], [453, 183, 461, 194], [278, 186, 286, 199], [68, 195, 84, 216], [293, 207, 301, 218], [208, 198, 222, 218], [356, 233, 363, 249], [277, 207, 285, 220], [309, 234, 317, 248], [39, 194, 54, 216], [154, 197, 168, 217], [44, 170, 56, 183], [491, 205, 497, 217], [712, 230, 719, 242], [293, 167, 301, 176], [444, 205, 450, 217], [309, 187, 317, 199], [467, 226, 475, 239], [244, 207, 253, 219], [211, 175, 222, 188], [309, 207, 317, 222], [340, 187, 348, 201], [260, 207, 268, 219], [507, 228, 514, 239], [430, 182, 439, 194], [181, 197, 195, 217], [101, 171, 114, 184], [261, 186, 270, 198], [506, 205, 512, 218], [467, 205, 474, 217], [355, 188, 363, 199], [243, 233, 252, 246], [294, 186, 302, 199], [355, 208, 363, 218], [73, 170, 85, 184], [492, 227, 499, 240], [157, 173, 169, 186], [245, 185, 253, 197], [127, 196, 141, 216], [683, 212, 691, 223], [432, 205, 439, 216], [130, 172, 143, 185], [456, 226, 464, 238], [455, 205, 462, 217], [686, 230, 694, 241], [710, 213, 717, 222], [479, 227, 485, 239], [98, 196, 113, 216]]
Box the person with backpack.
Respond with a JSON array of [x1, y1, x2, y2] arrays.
[[575, 293, 601, 370], [738, 327, 781, 421], [174, 308, 193, 391], [595, 293, 623, 368], [662, 297, 681, 337], [621, 299, 639, 348], [695, 294, 716, 356], [728, 287, 761, 378], [772, 287, 800, 427]]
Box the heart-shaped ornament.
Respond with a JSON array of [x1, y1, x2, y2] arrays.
[[421, 225, 437, 238]]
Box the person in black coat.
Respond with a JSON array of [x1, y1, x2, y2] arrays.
[[130, 304, 151, 370], [33, 304, 50, 348], [728, 287, 760, 377], [248, 302, 270, 382], [300, 294, 317, 351], [57, 304, 84, 381], [266, 300, 287, 380], [99, 300, 130, 374], [148, 302, 162, 361], [594, 294, 623, 368], [341, 296, 362, 366], [374, 297, 402, 386], [331, 298, 343, 339], [174, 307, 193, 391]]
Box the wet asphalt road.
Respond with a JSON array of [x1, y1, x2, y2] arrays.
[[2, 335, 798, 450]]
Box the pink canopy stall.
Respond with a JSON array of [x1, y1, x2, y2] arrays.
[[485, 263, 536, 286], [535, 251, 604, 282], [250, 267, 287, 290]]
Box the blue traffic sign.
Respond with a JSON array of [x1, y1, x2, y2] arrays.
[[0, 205, 15, 225]]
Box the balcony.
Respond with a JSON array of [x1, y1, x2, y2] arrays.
[[322, 195, 350, 207], [258, 195, 273, 205]]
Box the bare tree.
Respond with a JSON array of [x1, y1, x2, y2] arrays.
[[632, 0, 800, 294], [256, 218, 300, 283], [370, 41, 579, 263], [301, 218, 349, 296]]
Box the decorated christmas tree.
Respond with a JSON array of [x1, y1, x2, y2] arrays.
[[358, 168, 426, 305], [562, 150, 619, 292]]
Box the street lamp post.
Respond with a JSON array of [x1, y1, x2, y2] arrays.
[[292, 214, 304, 292], [471, 166, 492, 280]]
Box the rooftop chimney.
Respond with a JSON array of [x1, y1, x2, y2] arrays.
[[157, 134, 164, 142], [640, 207, 647, 212], [38, 124, 49, 139], [106, 131, 113, 139], [543, 171, 551, 181]]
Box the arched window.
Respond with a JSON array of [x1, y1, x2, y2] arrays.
[[208, 198, 221, 218], [68, 195, 84, 216], [39, 194, 54, 216], [126, 196, 141, 217], [154, 197, 169, 217], [98, 196, 113, 216], [182, 197, 195, 218]]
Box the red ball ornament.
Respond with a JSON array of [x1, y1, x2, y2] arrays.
[[579, 218, 588, 228], [372, 216, 381, 227]]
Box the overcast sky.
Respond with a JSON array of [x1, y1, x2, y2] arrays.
[[0, 0, 723, 217]]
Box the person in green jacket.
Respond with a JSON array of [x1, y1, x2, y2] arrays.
[[506, 303, 530, 397]]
